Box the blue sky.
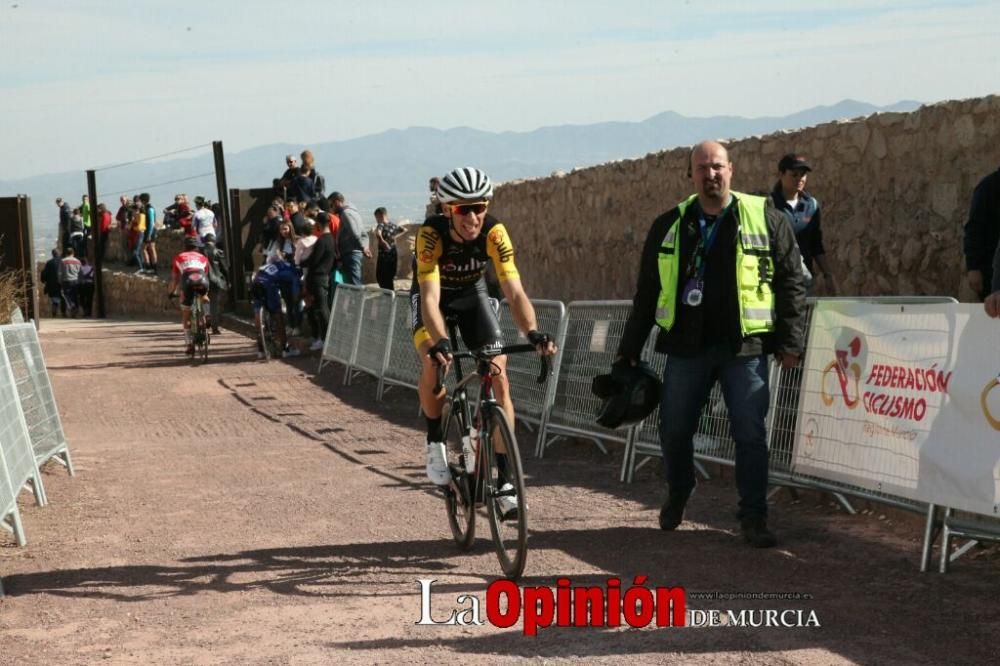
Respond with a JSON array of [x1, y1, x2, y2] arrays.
[[1, 0, 998, 180]]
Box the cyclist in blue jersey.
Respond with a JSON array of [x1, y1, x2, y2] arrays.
[[251, 259, 302, 359]]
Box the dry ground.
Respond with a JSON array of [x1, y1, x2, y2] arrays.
[[0, 318, 997, 665]]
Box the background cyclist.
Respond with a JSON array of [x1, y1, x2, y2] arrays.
[[251, 258, 302, 359], [412, 166, 556, 515], [168, 236, 211, 355]]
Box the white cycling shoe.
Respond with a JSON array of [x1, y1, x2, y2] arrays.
[[495, 483, 519, 521], [426, 441, 451, 486]]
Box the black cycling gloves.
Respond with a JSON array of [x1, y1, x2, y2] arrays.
[[527, 330, 552, 348], [428, 338, 453, 364]]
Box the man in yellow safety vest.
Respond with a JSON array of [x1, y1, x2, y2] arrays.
[[617, 140, 807, 548]]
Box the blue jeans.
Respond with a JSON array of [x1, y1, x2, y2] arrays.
[[659, 344, 771, 519], [339, 250, 364, 286]]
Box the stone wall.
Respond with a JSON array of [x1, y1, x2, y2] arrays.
[[489, 95, 1000, 303]]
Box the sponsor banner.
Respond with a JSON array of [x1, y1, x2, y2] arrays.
[[794, 302, 1000, 517]]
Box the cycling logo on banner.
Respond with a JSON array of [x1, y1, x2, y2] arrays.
[[980, 375, 1000, 431], [820, 330, 866, 410]]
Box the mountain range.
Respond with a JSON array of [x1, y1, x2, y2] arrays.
[[1, 98, 920, 255]]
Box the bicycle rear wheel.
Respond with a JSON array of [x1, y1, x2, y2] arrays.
[[442, 399, 476, 550], [484, 408, 528, 580], [199, 315, 210, 363]]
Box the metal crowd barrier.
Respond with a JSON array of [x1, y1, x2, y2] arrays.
[[318, 284, 366, 381], [0, 324, 74, 475], [497, 300, 567, 439], [1, 333, 47, 548], [537, 301, 635, 458], [380, 290, 423, 397], [346, 287, 397, 388]]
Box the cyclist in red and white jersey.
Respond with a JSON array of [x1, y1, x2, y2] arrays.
[[168, 236, 211, 355]]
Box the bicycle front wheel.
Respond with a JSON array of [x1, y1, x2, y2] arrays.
[[484, 408, 528, 580], [442, 400, 476, 550]]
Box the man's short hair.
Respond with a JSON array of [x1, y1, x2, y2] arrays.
[[316, 212, 331, 229], [51, 248, 59, 258], [65, 247, 75, 256], [329, 191, 345, 204], [374, 206, 387, 217]]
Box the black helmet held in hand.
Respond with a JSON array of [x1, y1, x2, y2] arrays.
[[592, 361, 662, 429]]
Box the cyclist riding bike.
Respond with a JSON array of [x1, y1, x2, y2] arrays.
[[251, 258, 302, 359], [168, 236, 211, 355], [413, 166, 557, 516]]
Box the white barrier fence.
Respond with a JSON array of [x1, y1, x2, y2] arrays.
[[0, 321, 73, 597], [315, 292, 1000, 572]]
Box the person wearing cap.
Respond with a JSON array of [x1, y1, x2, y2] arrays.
[[617, 140, 806, 548], [771, 153, 838, 296]]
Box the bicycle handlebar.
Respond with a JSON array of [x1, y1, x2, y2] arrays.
[[432, 343, 551, 394]]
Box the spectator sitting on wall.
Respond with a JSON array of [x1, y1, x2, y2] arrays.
[[291, 149, 326, 203], [163, 194, 184, 230], [176, 201, 195, 237], [274, 154, 298, 198], [964, 163, 1000, 301], [40, 249, 63, 317]]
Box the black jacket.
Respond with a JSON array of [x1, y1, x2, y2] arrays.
[[963, 167, 1000, 291], [618, 193, 807, 360], [302, 233, 336, 284]]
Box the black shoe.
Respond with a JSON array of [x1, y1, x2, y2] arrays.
[[740, 515, 777, 548], [659, 489, 692, 531]]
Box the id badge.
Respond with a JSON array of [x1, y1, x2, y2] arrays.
[[682, 279, 704, 307]]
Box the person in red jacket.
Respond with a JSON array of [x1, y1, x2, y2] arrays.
[[96, 203, 113, 259]]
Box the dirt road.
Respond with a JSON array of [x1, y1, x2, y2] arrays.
[[0, 318, 997, 665]]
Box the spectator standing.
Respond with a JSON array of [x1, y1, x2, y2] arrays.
[[964, 164, 1000, 300], [202, 234, 230, 335], [116, 195, 132, 258], [373, 207, 404, 290], [266, 221, 297, 265], [140, 193, 159, 274], [78, 257, 95, 317], [40, 249, 63, 317], [56, 197, 72, 252], [331, 191, 370, 285], [301, 212, 337, 351], [617, 140, 806, 548], [129, 201, 146, 272], [81, 194, 92, 236], [59, 247, 83, 317], [193, 196, 216, 242], [96, 203, 112, 259], [68, 207, 86, 259], [770, 154, 838, 295], [425, 177, 443, 219]]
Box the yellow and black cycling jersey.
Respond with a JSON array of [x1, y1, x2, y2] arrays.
[[413, 213, 520, 290]]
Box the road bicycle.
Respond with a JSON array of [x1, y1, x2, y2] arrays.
[[435, 322, 550, 580], [189, 293, 210, 363], [257, 307, 281, 360], [171, 290, 210, 363]]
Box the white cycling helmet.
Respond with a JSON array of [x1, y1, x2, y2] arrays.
[[437, 167, 494, 203]]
